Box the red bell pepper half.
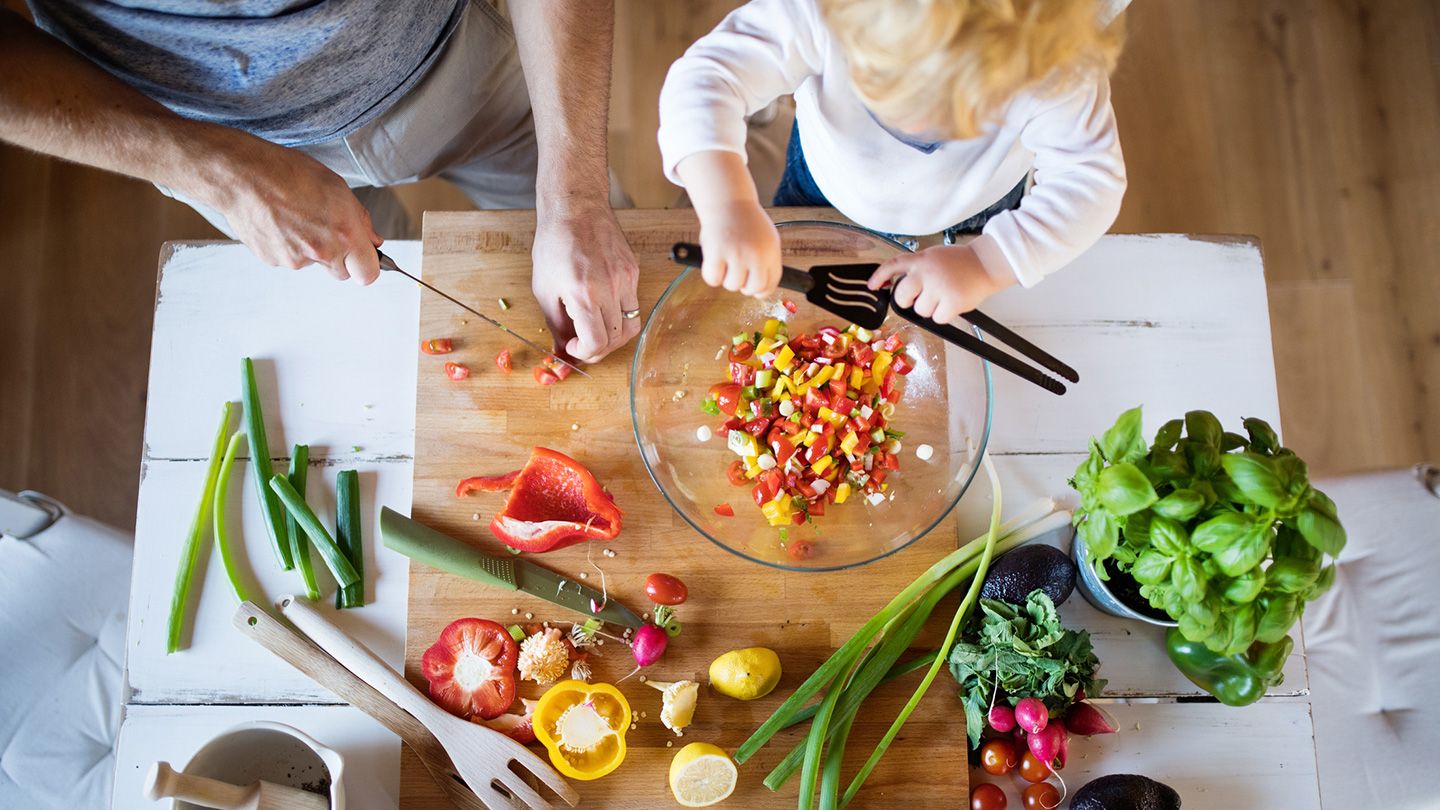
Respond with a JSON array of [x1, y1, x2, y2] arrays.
[[456, 447, 622, 553]]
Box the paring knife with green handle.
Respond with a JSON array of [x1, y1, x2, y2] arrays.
[[380, 507, 643, 629]]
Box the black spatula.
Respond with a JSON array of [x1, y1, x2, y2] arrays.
[[670, 242, 887, 329]]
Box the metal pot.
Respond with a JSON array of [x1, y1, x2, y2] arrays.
[[1072, 532, 1178, 628]]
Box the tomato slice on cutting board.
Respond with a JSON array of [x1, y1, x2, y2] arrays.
[[421, 618, 518, 720]]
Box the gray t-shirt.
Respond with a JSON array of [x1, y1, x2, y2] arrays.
[[28, 0, 466, 146]]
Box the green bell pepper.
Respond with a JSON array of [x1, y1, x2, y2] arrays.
[[1165, 627, 1292, 706]]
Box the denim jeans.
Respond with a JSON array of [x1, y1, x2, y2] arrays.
[[772, 121, 1027, 241]]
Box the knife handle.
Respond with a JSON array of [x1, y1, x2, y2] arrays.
[[669, 242, 814, 294], [379, 507, 518, 592]]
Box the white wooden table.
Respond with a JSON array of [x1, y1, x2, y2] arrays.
[[113, 234, 1322, 809]]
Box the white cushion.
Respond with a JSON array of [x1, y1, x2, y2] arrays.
[[0, 510, 132, 810], [1307, 465, 1440, 810]]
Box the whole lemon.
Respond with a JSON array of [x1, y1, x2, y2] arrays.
[[708, 647, 782, 701]]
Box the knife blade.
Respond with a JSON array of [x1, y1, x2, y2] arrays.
[[377, 250, 590, 379], [380, 507, 642, 628]]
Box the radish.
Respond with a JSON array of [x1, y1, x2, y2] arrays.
[[631, 623, 668, 668], [988, 704, 1017, 733], [1063, 701, 1118, 736], [1027, 721, 1067, 769], [1015, 697, 1049, 734]]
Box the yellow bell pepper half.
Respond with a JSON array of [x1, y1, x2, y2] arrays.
[[533, 680, 631, 780]]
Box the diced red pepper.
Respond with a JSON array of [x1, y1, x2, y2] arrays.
[[882, 334, 905, 353], [782, 299, 798, 314], [883, 453, 901, 471], [791, 510, 807, 526], [832, 395, 857, 415], [804, 440, 828, 464], [722, 416, 744, 432], [870, 468, 888, 486], [744, 417, 772, 438], [850, 341, 874, 366], [893, 352, 915, 375], [796, 479, 818, 499], [808, 499, 826, 517], [445, 362, 470, 380], [881, 367, 898, 400], [714, 503, 735, 517], [773, 436, 797, 466]]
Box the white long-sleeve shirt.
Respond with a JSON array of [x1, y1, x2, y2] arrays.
[[657, 0, 1127, 287]]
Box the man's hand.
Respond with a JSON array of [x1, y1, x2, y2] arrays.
[[211, 143, 383, 285], [868, 243, 1017, 324], [531, 203, 641, 363]]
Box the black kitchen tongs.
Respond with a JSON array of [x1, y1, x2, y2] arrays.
[[670, 242, 1077, 395]]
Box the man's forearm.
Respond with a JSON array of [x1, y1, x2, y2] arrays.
[[0, 10, 262, 211], [509, 0, 614, 216]]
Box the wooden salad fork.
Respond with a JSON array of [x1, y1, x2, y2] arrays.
[[233, 602, 492, 810], [272, 597, 579, 810]]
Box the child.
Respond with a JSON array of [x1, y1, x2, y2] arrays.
[[658, 0, 1127, 324]]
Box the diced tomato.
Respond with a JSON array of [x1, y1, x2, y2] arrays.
[[870, 468, 888, 485], [495, 349, 512, 373], [752, 485, 770, 507], [421, 338, 455, 355], [808, 499, 826, 517], [827, 378, 848, 401], [850, 341, 875, 366], [893, 352, 915, 375], [774, 419, 802, 436], [796, 479, 818, 499], [533, 366, 559, 385], [553, 362, 574, 381], [744, 417, 772, 438], [782, 299, 798, 314], [832, 395, 857, 415], [802, 388, 829, 413], [852, 432, 872, 455], [710, 382, 742, 416], [722, 416, 744, 432], [883, 452, 901, 471], [787, 539, 816, 561], [445, 362, 470, 380], [881, 367, 898, 399], [791, 510, 807, 525], [804, 440, 828, 464], [726, 459, 748, 486], [714, 503, 735, 517], [773, 436, 797, 466], [760, 469, 783, 497], [730, 362, 756, 385], [729, 341, 755, 362], [882, 333, 905, 353]]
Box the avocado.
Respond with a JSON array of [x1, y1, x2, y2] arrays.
[[979, 544, 1076, 606], [1071, 774, 1181, 810]]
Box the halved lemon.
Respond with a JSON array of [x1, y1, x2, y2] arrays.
[[668, 742, 738, 807]]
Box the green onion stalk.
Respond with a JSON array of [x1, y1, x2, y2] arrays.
[[212, 431, 255, 603], [165, 402, 233, 653]]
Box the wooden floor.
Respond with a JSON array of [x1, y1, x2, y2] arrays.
[[2, 0, 1436, 530]]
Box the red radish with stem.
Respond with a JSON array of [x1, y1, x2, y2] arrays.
[[1027, 722, 1068, 769], [1063, 701, 1118, 736], [1015, 697, 1049, 734], [631, 623, 668, 668], [989, 704, 1017, 732]]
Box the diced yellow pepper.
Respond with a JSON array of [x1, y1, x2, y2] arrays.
[[755, 336, 782, 355], [817, 406, 836, 423], [779, 390, 792, 401], [744, 457, 762, 478], [849, 368, 864, 389], [835, 482, 852, 504], [810, 366, 835, 388], [786, 376, 800, 395], [881, 483, 889, 492], [802, 431, 819, 447], [761, 497, 791, 525], [872, 351, 894, 385], [832, 362, 847, 381], [853, 326, 874, 342], [774, 345, 796, 372], [840, 431, 860, 455], [811, 455, 834, 475], [728, 430, 760, 457], [762, 318, 781, 339], [770, 378, 787, 399]]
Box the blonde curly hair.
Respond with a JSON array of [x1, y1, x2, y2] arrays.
[[820, 0, 1125, 139]]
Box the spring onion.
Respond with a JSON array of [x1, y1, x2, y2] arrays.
[[212, 431, 255, 603], [335, 469, 365, 608], [242, 357, 292, 569], [166, 402, 232, 653], [268, 475, 360, 590], [286, 444, 320, 601]]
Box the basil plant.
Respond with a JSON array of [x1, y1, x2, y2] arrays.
[[1071, 407, 1345, 656]]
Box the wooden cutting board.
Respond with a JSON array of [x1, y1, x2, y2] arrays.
[[404, 210, 968, 809]]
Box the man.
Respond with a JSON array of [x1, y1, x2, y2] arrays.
[[0, 0, 641, 363]]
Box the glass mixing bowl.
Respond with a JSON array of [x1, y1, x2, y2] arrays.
[[630, 221, 993, 571]]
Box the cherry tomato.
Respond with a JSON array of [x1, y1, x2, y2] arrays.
[[726, 460, 748, 486], [893, 351, 915, 375], [714, 503, 735, 517], [494, 349, 512, 373], [444, 362, 469, 380], [710, 382, 743, 416], [782, 299, 798, 313], [533, 366, 559, 386], [980, 739, 1018, 776], [971, 783, 1007, 810], [421, 338, 454, 355], [786, 539, 815, 561], [1022, 782, 1061, 810], [1017, 752, 1051, 784], [729, 341, 755, 362], [644, 573, 689, 605]]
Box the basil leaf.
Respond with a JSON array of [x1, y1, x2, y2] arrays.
[[1154, 418, 1184, 450], [1185, 410, 1223, 447], [1221, 452, 1287, 509], [1192, 512, 1258, 553], [1070, 447, 1104, 494], [1124, 510, 1152, 548], [1243, 417, 1280, 455], [1265, 557, 1319, 593], [1097, 463, 1158, 516], [1186, 440, 1222, 477], [1152, 488, 1205, 522], [1222, 569, 1266, 603], [1297, 504, 1347, 556], [1213, 524, 1273, 577], [1305, 564, 1337, 600], [1256, 594, 1300, 643], [1307, 488, 1340, 522], [1079, 509, 1119, 565], [1148, 515, 1189, 556], [1170, 557, 1209, 603], [1221, 431, 1248, 452], [1148, 447, 1190, 481], [1100, 406, 1147, 464], [1223, 602, 1259, 655], [1132, 550, 1174, 585]]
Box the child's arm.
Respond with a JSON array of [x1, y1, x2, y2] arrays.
[[658, 0, 827, 296], [870, 76, 1126, 319]]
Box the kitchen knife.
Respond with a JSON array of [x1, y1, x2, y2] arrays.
[[377, 250, 590, 379], [380, 507, 642, 628]]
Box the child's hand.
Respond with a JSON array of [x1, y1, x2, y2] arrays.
[[696, 199, 782, 296], [867, 244, 1016, 324], [676, 150, 782, 296]]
